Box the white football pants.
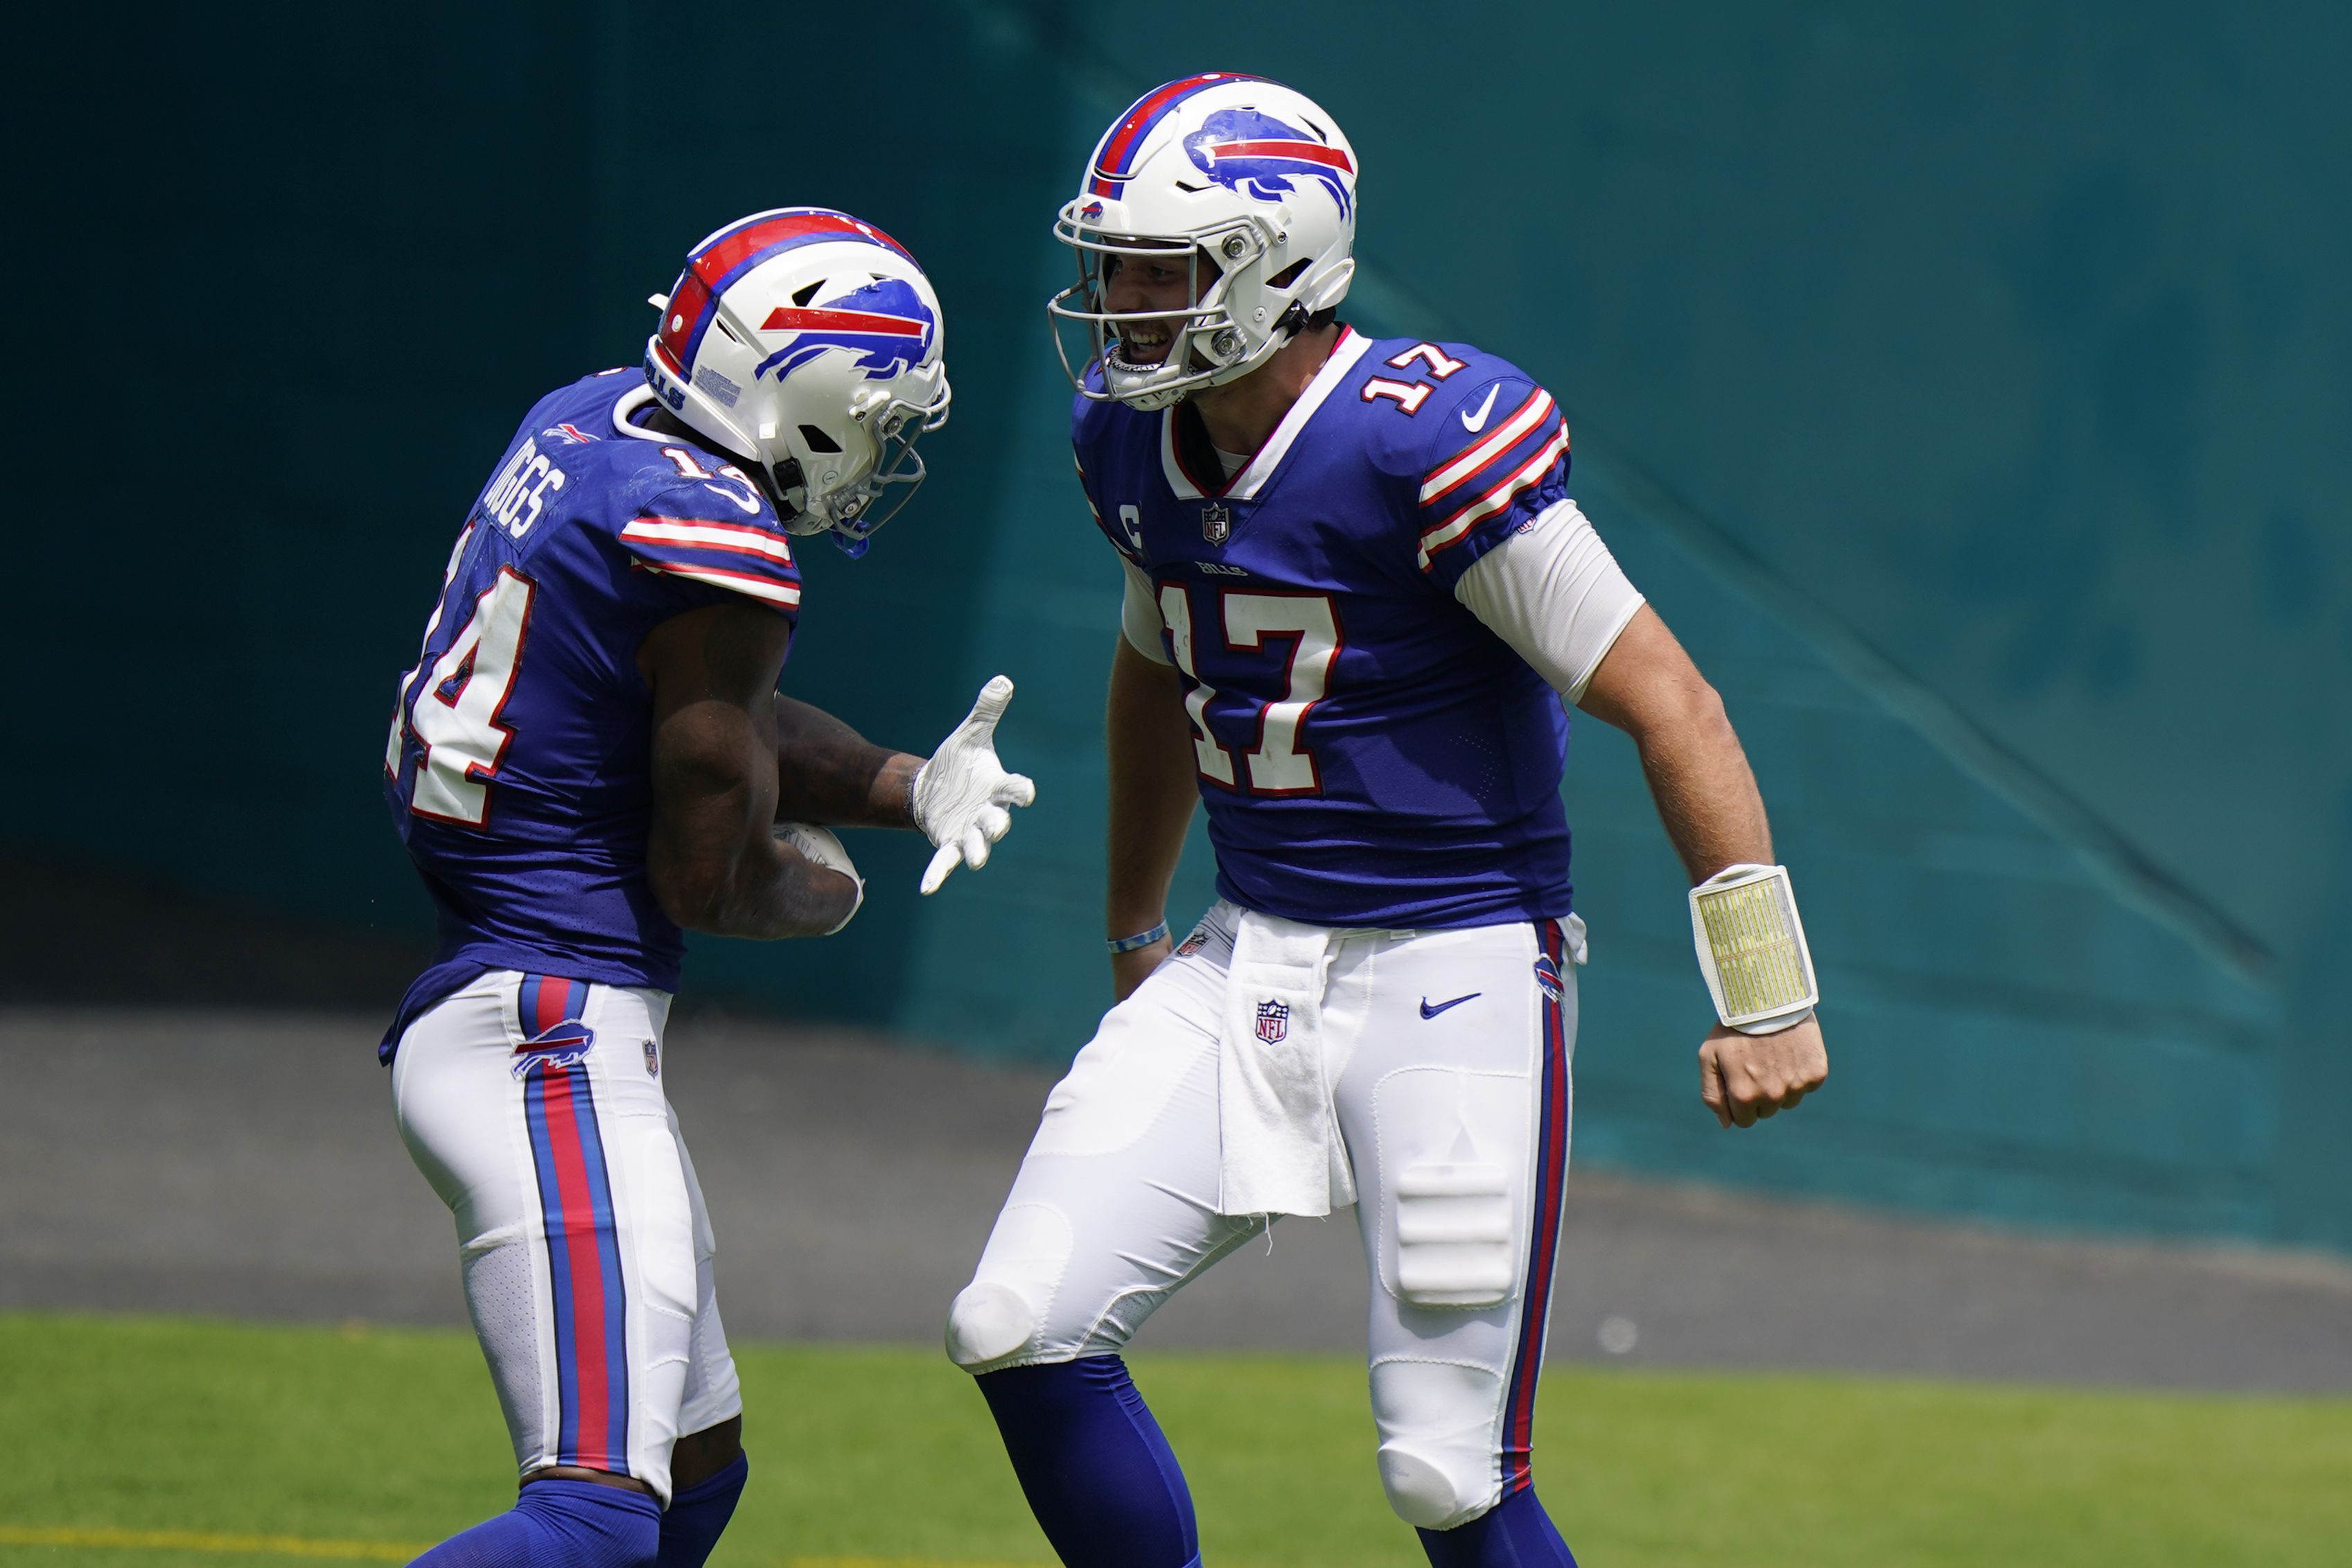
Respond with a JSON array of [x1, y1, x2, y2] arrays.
[[389, 970, 743, 1504], [948, 902, 1581, 1532]]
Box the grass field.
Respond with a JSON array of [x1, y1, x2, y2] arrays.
[[2, 1315, 2347, 1568]]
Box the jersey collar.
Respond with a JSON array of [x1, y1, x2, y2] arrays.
[[1159, 326, 1373, 502]]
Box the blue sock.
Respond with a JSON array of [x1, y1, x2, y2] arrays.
[[1417, 1483, 1577, 1568], [656, 1452, 748, 1568], [975, 1355, 1200, 1568], [409, 1477, 660, 1568]]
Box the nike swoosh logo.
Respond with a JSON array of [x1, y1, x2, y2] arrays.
[[1419, 992, 1481, 1019], [1459, 386, 1500, 433]]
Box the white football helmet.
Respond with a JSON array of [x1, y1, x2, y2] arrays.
[[1049, 74, 1358, 409], [640, 207, 951, 553]]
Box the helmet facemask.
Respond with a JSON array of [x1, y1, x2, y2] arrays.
[[774, 381, 951, 556], [1051, 215, 1307, 410]]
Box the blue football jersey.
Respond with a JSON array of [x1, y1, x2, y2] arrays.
[[1077, 328, 1575, 929], [380, 371, 803, 1055]]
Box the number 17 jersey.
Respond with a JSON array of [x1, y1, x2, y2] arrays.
[[1078, 328, 1576, 931]]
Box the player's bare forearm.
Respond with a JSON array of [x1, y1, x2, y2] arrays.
[[1105, 637, 1199, 998], [772, 695, 921, 830], [1574, 606, 1772, 879], [1577, 605, 1827, 1127], [641, 604, 859, 939], [649, 731, 856, 938]]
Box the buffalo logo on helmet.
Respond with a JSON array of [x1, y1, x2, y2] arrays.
[[753, 277, 937, 385], [1182, 107, 1355, 218], [1255, 998, 1290, 1045]]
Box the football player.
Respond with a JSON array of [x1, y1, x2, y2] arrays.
[[380, 209, 1033, 1568], [945, 78, 1827, 1568]]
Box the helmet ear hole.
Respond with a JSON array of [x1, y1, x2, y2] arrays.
[[1266, 258, 1312, 291], [798, 423, 843, 455]]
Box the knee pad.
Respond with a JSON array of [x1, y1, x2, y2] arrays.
[[947, 1282, 1037, 1371], [949, 1201, 1076, 1371], [1370, 1358, 1504, 1531], [1378, 1447, 1470, 1530]]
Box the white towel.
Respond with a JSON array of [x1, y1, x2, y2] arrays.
[[1217, 910, 1353, 1218]]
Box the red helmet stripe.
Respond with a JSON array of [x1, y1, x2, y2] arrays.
[[662, 209, 915, 378], [757, 306, 927, 336], [1206, 139, 1354, 173], [692, 210, 909, 291], [1089, 72, 1263, 195]]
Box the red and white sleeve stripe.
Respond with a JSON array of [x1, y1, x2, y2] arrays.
[[620, 516, 802, 610], [1419, 389, 1556, 508], [1416, 389, 1570, 572]]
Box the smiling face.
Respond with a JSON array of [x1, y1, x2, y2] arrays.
[[1098, 244, 1218, 370]]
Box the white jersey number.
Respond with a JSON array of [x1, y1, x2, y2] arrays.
[[1159, 585, 1340, 795], [391, 565, 538, 827], [1158, 583, 1238, 786]]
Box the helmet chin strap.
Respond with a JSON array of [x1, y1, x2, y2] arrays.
[[752, 457, 822, 534]]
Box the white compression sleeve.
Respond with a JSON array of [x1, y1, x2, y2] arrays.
[[1453, 498, 1646, 704], [1118, 556, 1173, 663]]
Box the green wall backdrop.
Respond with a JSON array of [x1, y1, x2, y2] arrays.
[[11, 1, 2347, 1248]]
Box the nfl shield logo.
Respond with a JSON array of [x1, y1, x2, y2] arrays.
[[1255, 999, 1290, 1044], [1201, 502, 1231, 545], [643, 1039, 660, 1077]]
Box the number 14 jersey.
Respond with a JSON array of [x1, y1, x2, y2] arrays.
[[380, 371, 805, 1056], [1078, 328, 1578, 931]]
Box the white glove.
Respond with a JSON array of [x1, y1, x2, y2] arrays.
[[773, 821, 863, 935], [911, 675, 1037, 895]]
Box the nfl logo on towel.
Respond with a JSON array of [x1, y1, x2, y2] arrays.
[[1255, 999, 1290, 1044]]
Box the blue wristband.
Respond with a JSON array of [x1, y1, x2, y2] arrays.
[[1107, 921, 1170, 955]]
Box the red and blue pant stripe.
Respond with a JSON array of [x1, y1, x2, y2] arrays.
[[1500, 919, 1573, 1494], [518, 975, 631, 1476]]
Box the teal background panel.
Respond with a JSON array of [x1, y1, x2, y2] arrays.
[[6, 0, 2343, 1248]]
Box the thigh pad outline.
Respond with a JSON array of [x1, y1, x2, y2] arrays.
[[1372, 1066, 1530, 1309]]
